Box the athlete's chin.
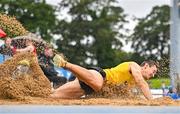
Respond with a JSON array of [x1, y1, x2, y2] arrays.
[[144, 76, 150, 80]]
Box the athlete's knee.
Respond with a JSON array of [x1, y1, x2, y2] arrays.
[[95, 82, 103, 91], [91, 79, 103, 92]]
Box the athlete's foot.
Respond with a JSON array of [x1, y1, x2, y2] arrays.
[[53, 54, 67, 67]]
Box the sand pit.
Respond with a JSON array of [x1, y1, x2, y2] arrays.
[[0, 52, 51, 99], [0, 52, 179, 106]]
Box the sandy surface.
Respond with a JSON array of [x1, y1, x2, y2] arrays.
[[0, 96, 179, 106]]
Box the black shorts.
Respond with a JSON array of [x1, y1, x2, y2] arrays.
[[79, 67, 106, 95]]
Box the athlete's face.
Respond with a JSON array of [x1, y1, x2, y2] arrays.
[[142, 64, 157, 80]]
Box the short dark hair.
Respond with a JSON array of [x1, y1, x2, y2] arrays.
[[140, 60, 159, 68]]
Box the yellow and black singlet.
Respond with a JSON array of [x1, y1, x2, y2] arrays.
[[104, 62, 135, 85]]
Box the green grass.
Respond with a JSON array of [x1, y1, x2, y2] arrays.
[[148, 78, 171, 89]]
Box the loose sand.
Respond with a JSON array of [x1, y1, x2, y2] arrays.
[[0, 52, 51, 99]]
